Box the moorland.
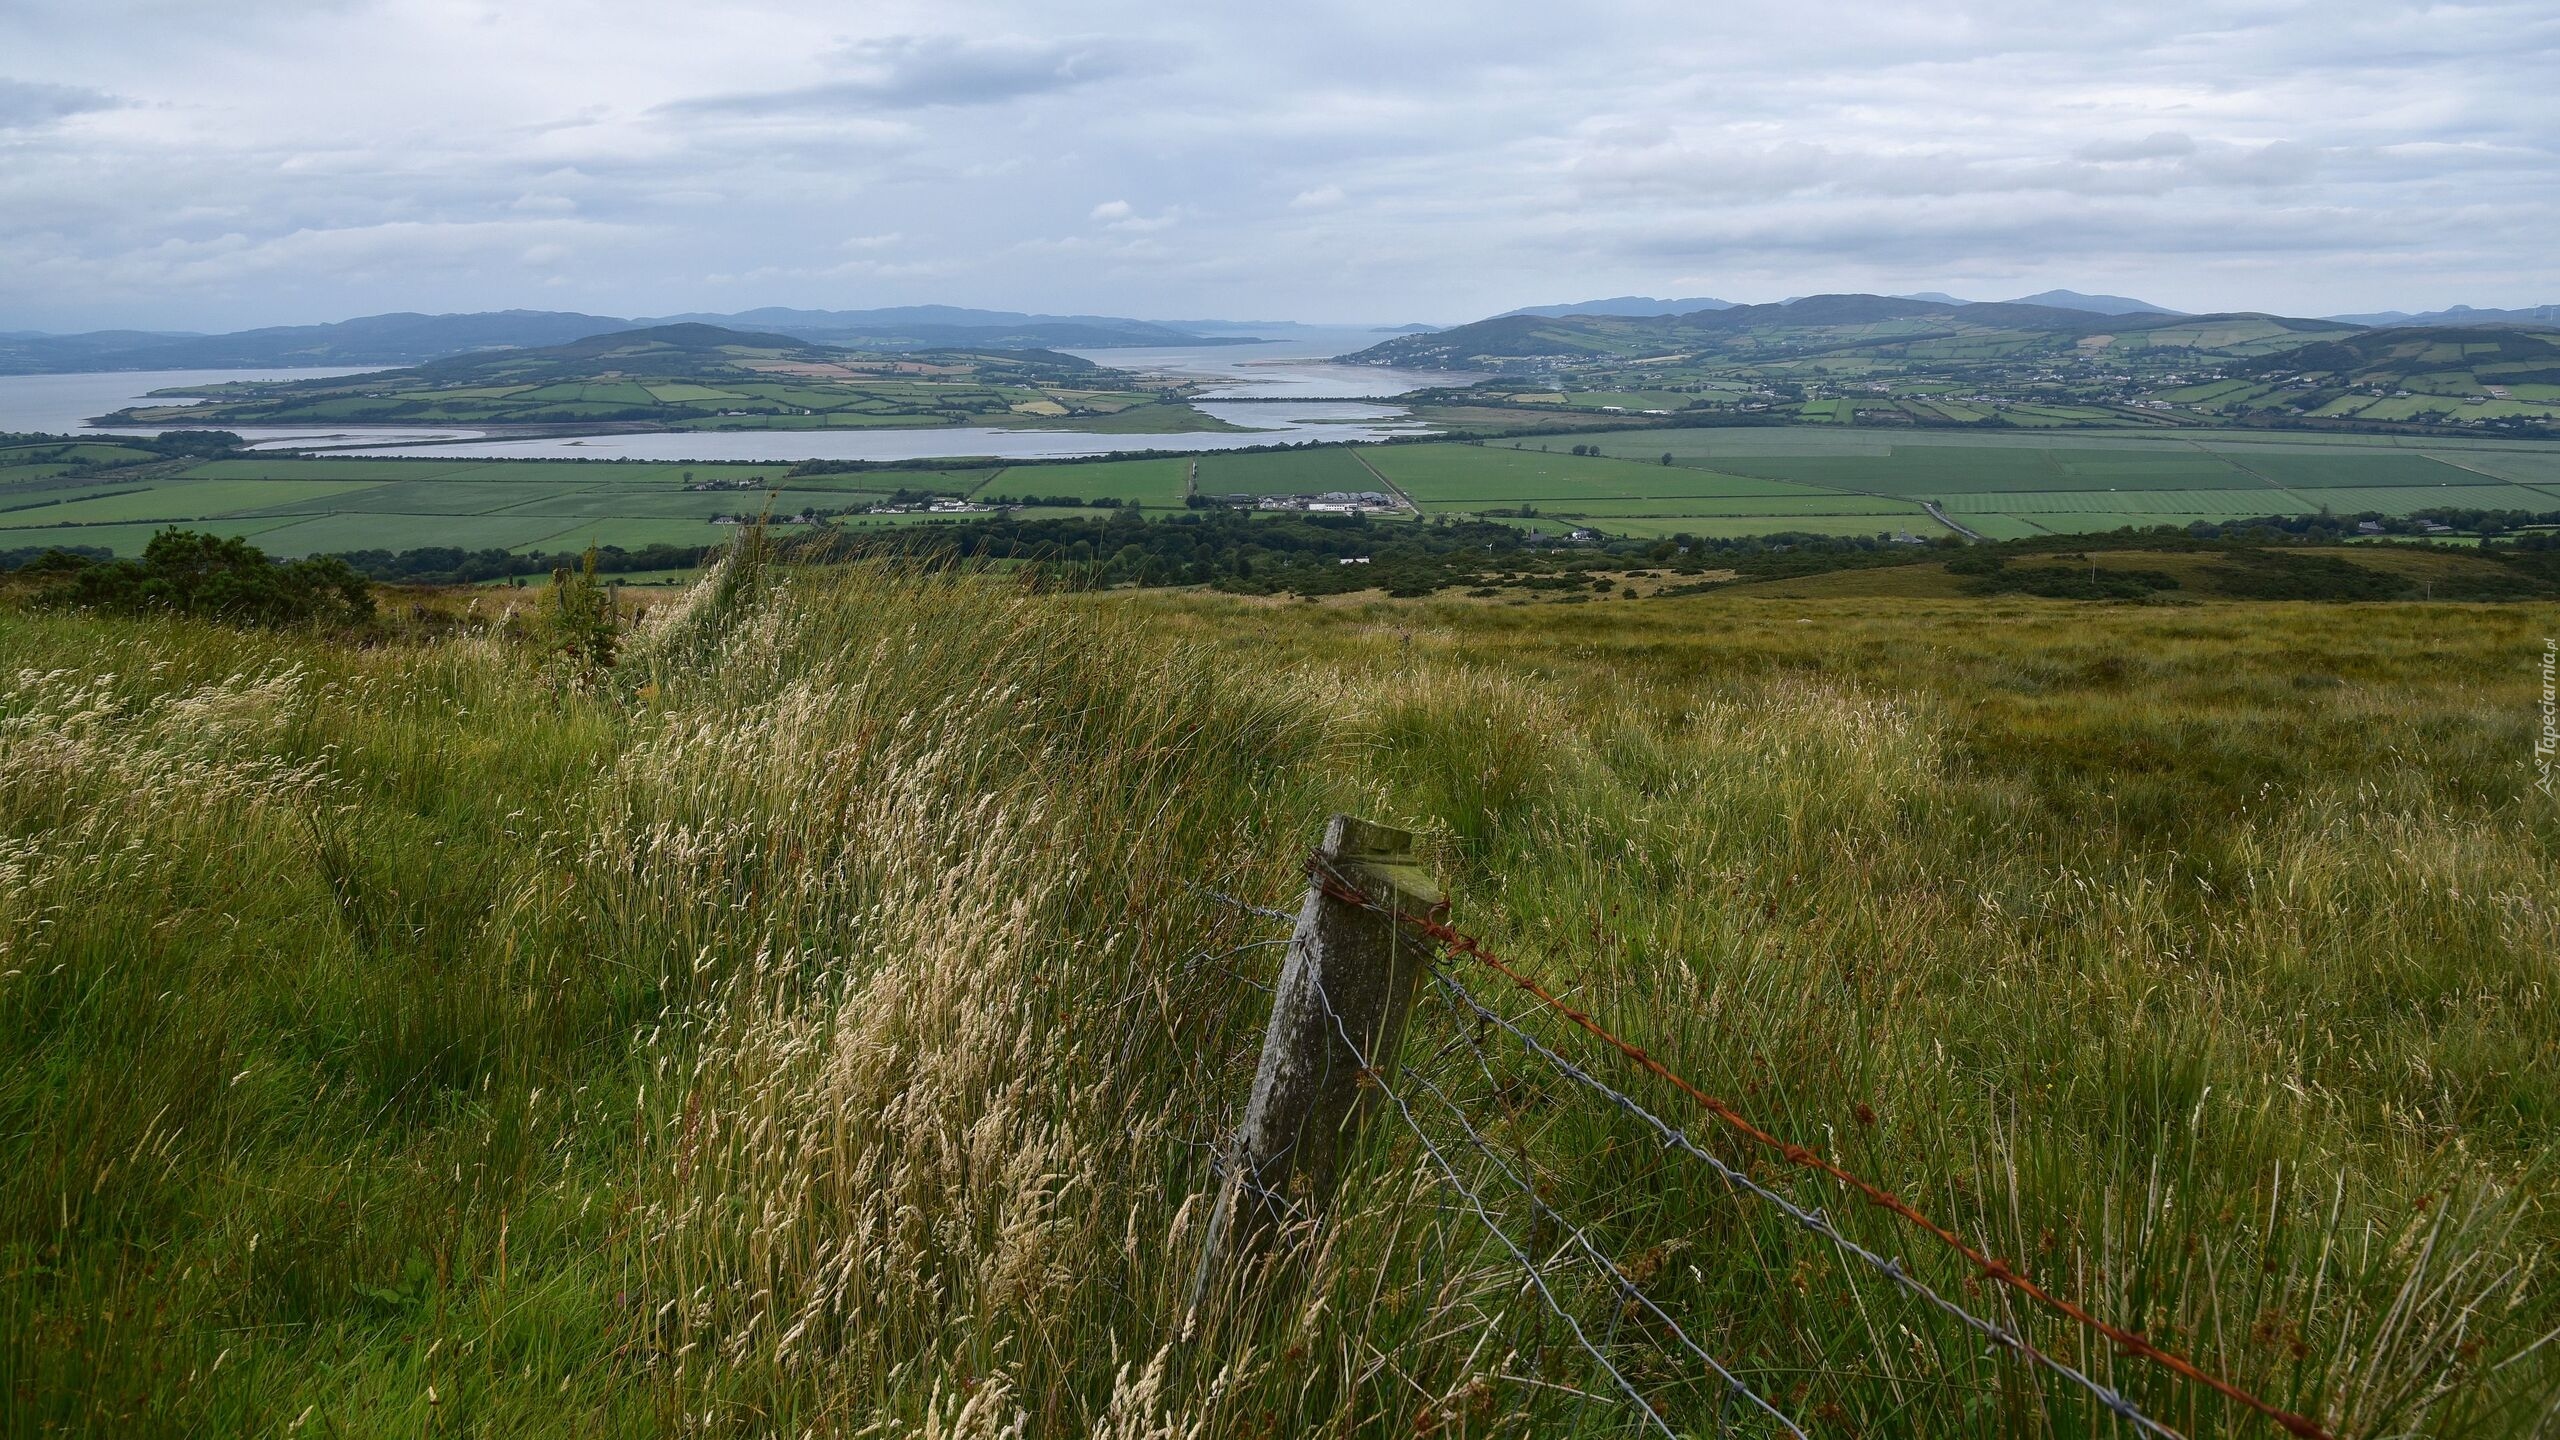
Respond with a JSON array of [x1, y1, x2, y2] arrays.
[[3, 533, 2555, 1437]]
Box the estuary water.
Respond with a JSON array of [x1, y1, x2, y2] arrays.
[[0, 367, 486, 449], [0, 328, 1474, 463], [312, 328, 1467, 461]]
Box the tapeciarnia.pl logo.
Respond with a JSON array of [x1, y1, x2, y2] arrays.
[[2538, 637, 2557, 798]]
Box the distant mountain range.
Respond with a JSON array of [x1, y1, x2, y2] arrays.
[[2322, 303, 2560, 328], [2004, 289, 2181, 316], [1506, 288, 2181, 321], [8, 292, 2556, 378], [630, 305, 1243, 352], [0, 311, 646, 375], [0, 306, 1277, 376], [1497, 296, 1736, 319], [1342, 292, 2355, 368]]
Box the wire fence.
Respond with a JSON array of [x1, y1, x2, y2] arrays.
[[1301, 941, 1807, 1438], [1192, 857, 2342, 1440]]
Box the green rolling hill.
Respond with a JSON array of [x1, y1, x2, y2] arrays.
[[94, 324, 1209, 432]]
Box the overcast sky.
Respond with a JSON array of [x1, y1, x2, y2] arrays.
[[3, 0, 2555, 331]]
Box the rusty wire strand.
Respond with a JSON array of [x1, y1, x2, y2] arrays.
[[1304, 859, 2332, 1440], [1423, 963, 2181, 1440]]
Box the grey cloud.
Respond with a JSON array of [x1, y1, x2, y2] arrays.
[[1561, 135, 2325, 205], [2078, 132, 2197, 162], [1607, 196, 2418, 268], [2185, 139, 2321, 186], [0, 2, 2553, 328], [667, 34, 1145, 116], [0, 76, 120, 129]]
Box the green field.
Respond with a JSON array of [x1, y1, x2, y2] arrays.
[[0, 455, 994, 557], [7, 429, 2560, 558], [1353, 433, 2560, 538], [1369, 444, 1839, 503], [2453, 450, 2560, 485], [1936, 488, 2310, 516], [1541, 428, 2560, 536], [249, 512, 592, 555], [500, 517, 737, 553], [2293, 482, 2560, 512], [980, 457, 1191, 505], [1194, 447, 1381, 496], [0, 480, 381, 528], [1, 516, 311, 553], [1533, 511, 1945, 539], [1494, 492, 1929, 517]]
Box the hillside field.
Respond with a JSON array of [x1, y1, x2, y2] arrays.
[[0, 447, 1016, 557], [3, 552, 2555, 1437]]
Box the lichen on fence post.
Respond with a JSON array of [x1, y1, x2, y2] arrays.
[[1190, 815, 1444, 1320]]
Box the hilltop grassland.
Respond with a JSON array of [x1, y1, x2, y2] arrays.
[[3, 558, 2557, 1437]]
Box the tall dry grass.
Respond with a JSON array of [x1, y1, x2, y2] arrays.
[[2, 560, 2553, 1436]]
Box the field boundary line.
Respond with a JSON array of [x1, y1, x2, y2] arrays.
[[1348, 448, 1422, 514], [1921, 499, 1982, 540]]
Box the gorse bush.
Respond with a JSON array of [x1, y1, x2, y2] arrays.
[[32, 527, 374, 628], [1968, 563, 2184, 600], [545, 547, 619, 672], [2, 558, 2554, 1436]]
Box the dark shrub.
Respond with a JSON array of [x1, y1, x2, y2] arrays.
[[46, 529, 374, 628]]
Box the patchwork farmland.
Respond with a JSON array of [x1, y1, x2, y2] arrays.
[[7, 426, 2560, 559]]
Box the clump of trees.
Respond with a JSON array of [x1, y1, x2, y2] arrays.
[[132, 430, 247, 459], [0, 542, 112, 571], [31, 528, 374, 628], [330, 541, 714, 586], [0, 429, 245, 462], [828, 506, 1964, 598]]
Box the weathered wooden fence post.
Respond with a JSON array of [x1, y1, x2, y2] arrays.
[[1193, 816, 1445, 1310]]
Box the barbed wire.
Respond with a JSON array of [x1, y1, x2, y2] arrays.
[[1386, 980, 1810, 1437], [1296, 957, 1685, 1438], [1423, 962, 2182, 1440], [1183, 880, 1296, 924], [1306, 858, 2334, 1440]]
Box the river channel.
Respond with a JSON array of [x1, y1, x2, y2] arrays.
[[1, 327, 1475, 463]]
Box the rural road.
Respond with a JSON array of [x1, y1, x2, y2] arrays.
[[1924, 499, 1983, 540]]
